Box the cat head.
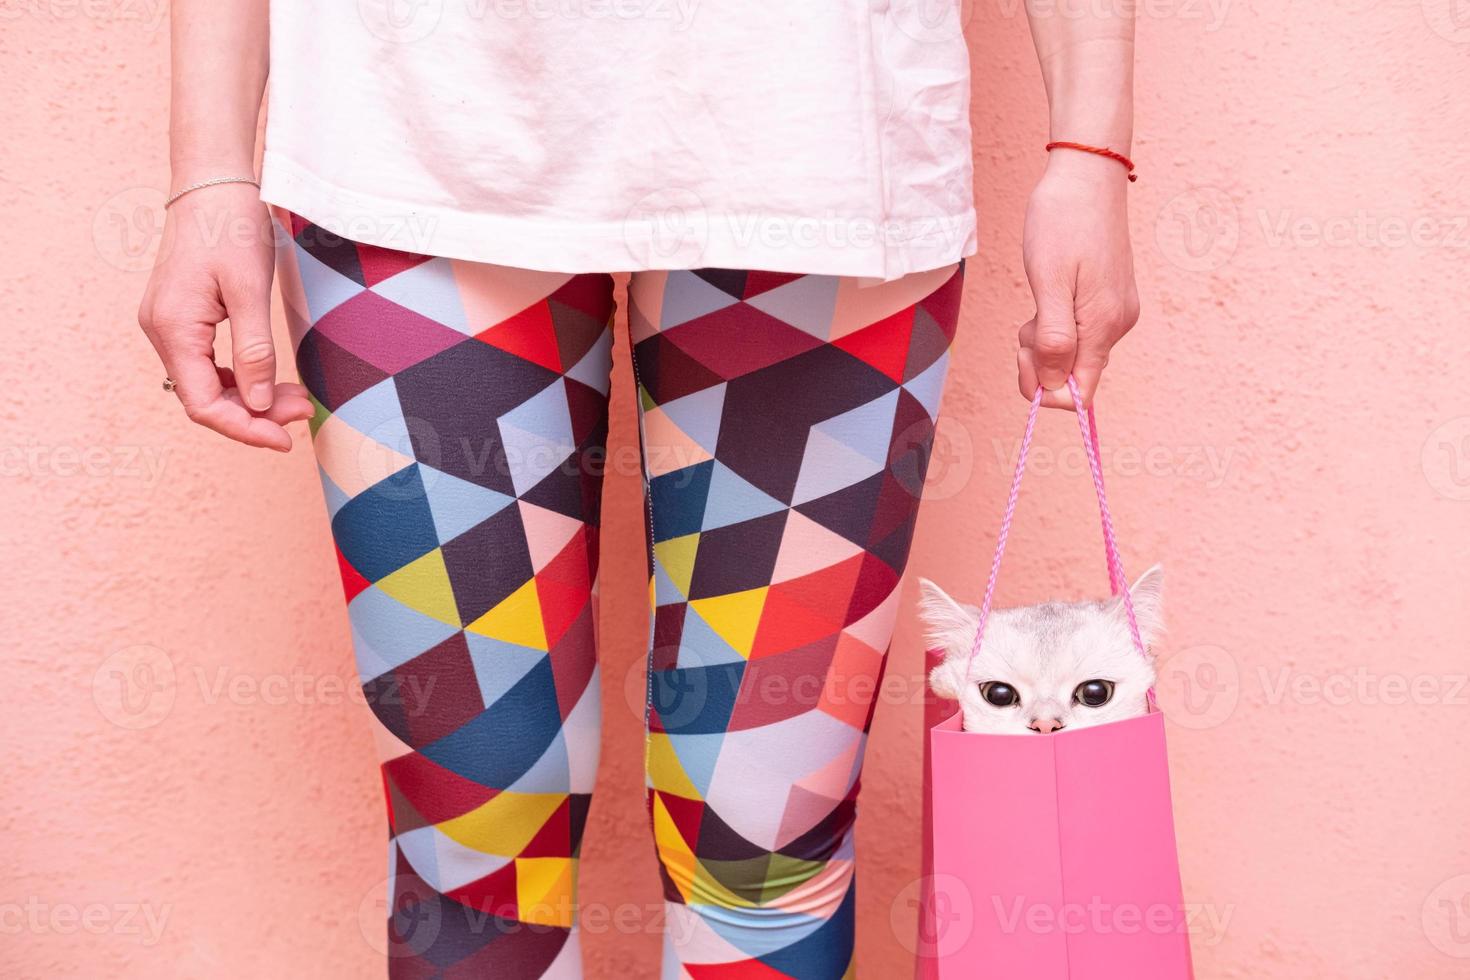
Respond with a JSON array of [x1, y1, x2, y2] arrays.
[[919, 565, 1164, 735]]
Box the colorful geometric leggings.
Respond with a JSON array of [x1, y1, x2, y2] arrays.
[[272, 211, 962, 979]]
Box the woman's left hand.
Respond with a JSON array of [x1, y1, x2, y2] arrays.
[[1017, 151, 1141, 410]]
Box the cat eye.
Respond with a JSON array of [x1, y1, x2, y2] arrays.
[[979, 682, 1019, 707], [1073, 680, 1114, 707]]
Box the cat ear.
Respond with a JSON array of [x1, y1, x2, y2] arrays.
[[917, 578, 979, 656], [1115, 563, 1165, 649], [928, 658, 968, 700]]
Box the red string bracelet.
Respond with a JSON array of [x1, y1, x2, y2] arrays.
[[1045, 141, 1137, 182]]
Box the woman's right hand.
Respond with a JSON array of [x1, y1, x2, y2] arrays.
[[138, 185, 313, 451]]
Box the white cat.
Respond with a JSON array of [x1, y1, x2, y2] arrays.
[[919, 565, 1164, 734]]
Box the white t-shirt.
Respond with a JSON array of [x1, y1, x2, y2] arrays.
[[260, 0, 976, 280]]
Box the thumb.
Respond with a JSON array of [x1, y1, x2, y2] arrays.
[[1028, 287, 1078, 395], [224, 276, 278, 413], [1069, 346, 1108, 411]]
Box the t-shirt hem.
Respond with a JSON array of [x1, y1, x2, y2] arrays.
[[259, 151, 978, 282]]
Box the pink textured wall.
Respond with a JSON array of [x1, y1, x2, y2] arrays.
[[4, 3, 1469, 978]]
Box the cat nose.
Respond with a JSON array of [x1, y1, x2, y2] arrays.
[[1029, 717, 1065, 734]]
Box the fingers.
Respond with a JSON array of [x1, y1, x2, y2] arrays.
[[218, 381, 315, 427], [136, 193, 298, 451], [1027, 287, 1079, 395], [1017, 350, 1074, 410], [1017, 329, 1040, 402], [223, 276, 278, 412], [1017, 314, 1083, 411], [166, 341, 296, 452], [266, 389, 315, 425], [139, 307, 292, 452], [1068, 355, 1107, 411], [213, 367, 312, 421], [1018, 277, 1133, 411]]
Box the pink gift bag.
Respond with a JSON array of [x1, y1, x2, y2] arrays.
[[922, 377, 1193, 979]]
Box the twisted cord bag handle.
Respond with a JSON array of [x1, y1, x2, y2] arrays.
[[963, 376, 1147, 676]]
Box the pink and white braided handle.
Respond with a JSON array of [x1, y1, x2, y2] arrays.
[[963, 376, 1150, 686]]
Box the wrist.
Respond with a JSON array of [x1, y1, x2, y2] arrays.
[[1047, 114, 1132, 157], [1042, 148, 1133, 187], [167, 179, 263, 210], [170, 146, 257, 187]]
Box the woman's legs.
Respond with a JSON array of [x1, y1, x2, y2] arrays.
[[274, 212, 615, 978], [628, 264, 964, 979], [274, 206, 962, 977]]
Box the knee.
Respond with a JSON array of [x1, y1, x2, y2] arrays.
[[650, 788, 858, 910]]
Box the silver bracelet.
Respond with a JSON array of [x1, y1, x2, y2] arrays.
[[164, 176, 261, 209]]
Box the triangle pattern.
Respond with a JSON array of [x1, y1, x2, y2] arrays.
[[280, 213, 963, 975]]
